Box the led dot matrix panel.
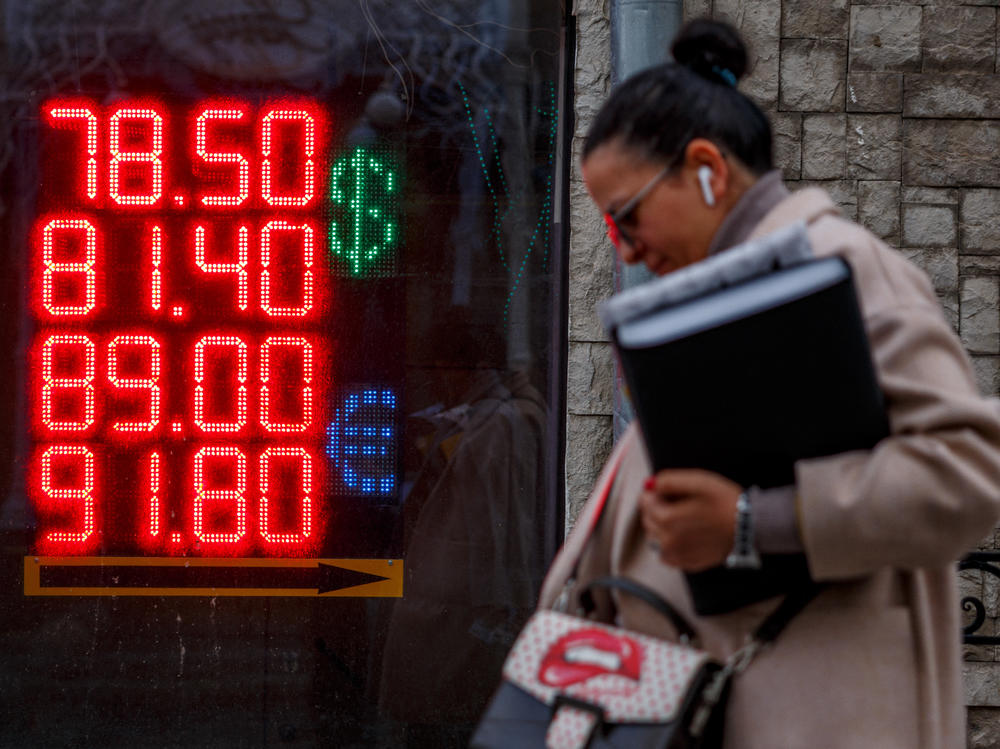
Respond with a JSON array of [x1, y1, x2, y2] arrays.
[[30, 97, 404, 562]]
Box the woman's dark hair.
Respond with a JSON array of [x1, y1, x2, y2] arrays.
[[583, 19, 773, 175]]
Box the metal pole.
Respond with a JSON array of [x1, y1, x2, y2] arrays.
[[611, 0, 683, 86]]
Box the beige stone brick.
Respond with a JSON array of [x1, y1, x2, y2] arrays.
[[849, 5, 922, 72], [973, 356, 1000, 398], [574, 60, 612, 139], [714, 0, 781, 109], [779, 39, 847, 112], [901, 247, 959, 328], [771, 112, 801, 180], [963, 256, 1000, 276], [962, 190, 1000, 253], [857, 180, 900, 243], [683, 0, 713, 23], [961, 277, 1000, 354], [966, 662, 1000, 708], [781, 0, 849, 39], [902, 204, 957, 247], [567, 341, 614, 416], [922, 6, 996, 73], [900, 247, 958, 296], [905, 74, 1000, 119], [968, 707, 1000, 749], [565, 414, 613, 531], [569, 169, 613, 320], [966, 639, 997, 666], [903, 119, 1000, 186], [847, 72, 903, 113], [573, 1, 611, 138], [902, 186, 960, 205], [802, 114, 846, 179], [985, 563, 1000, 619], [570, 0, 612, 345], [847, 114, 901, 180]]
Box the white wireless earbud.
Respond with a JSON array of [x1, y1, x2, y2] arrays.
[[697, 165, 715, 207]]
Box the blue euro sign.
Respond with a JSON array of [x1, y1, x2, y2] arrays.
[[327, 388, 398, 496]]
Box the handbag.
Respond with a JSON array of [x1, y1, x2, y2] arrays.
[[471, 456, 821, 749]]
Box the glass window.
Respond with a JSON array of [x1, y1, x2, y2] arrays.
[[0, 1, 567, 745]]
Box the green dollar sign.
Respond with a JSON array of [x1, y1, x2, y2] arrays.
[[329, 146, 399, 277]]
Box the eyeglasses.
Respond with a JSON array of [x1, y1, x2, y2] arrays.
[[603, 164, 672, 249]]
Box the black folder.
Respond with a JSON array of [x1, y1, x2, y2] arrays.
[[601, 226, 889, 614]]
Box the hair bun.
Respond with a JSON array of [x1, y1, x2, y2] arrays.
[[671, 19, 748, 86]]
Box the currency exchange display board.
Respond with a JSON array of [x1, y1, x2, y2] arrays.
[[26, 96, 408, 594], [33, 98, 393, 554]]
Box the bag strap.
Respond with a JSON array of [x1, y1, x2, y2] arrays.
[[555, 443, 629, 600], [687, 582, 825, 740], [752, 581, 824, 645]]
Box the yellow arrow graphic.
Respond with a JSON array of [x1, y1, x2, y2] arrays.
[[24, 556, 404, 598]]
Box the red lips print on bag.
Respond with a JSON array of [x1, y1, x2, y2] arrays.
[[539, 628, 643, 688]]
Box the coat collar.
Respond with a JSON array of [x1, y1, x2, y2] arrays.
[[707, 170, 789, 256], [748, 187, 842, 241]]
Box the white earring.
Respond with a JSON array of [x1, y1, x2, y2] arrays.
[[698, 165, 715, 207]]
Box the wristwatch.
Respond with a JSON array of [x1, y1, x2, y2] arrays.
[[725, 488, 762, 569]]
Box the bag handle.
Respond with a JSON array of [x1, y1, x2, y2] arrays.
[[580, 576, 697, 643], [552, 443, 630, 612], [580, 575, 823, 648]]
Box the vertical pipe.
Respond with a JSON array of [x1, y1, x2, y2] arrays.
[[611, 0, 684, 86]]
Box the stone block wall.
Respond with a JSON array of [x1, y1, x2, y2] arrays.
[[569, 0, 1000, 742], [566, 2, 614, 528]]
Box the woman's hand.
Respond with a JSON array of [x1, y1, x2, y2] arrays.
[[640, 469, 742, 572]]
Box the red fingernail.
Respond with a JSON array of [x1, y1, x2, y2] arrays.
[[644, 477, 656, 490]]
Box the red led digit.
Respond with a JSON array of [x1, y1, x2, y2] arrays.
[[39, 444, 96, 545], [151, 225, 162, 311], [41, 334, 96, 432], [41, 218, 98, 316], [148, 451, 161, 538], [260, 337, 313, 432], [195, 224, 249, 311], [109, 106, 164, 206], [260, 220, 314, 317], [259, 447, 312, 544], [107, 335, 161, 433], [196, 107, 250, 207], [194, 335, 249, 433], [193, 446, 247, 544], [46, 103, 99, 201], [261, 108, 315, 207]]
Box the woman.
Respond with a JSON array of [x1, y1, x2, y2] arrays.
[[539, 19, 1000, 749]]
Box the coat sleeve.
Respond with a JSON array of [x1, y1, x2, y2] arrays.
[[797, 290, 1000, 580]]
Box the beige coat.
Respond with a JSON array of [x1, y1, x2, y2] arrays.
[[541, 188, 1000, 748]]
